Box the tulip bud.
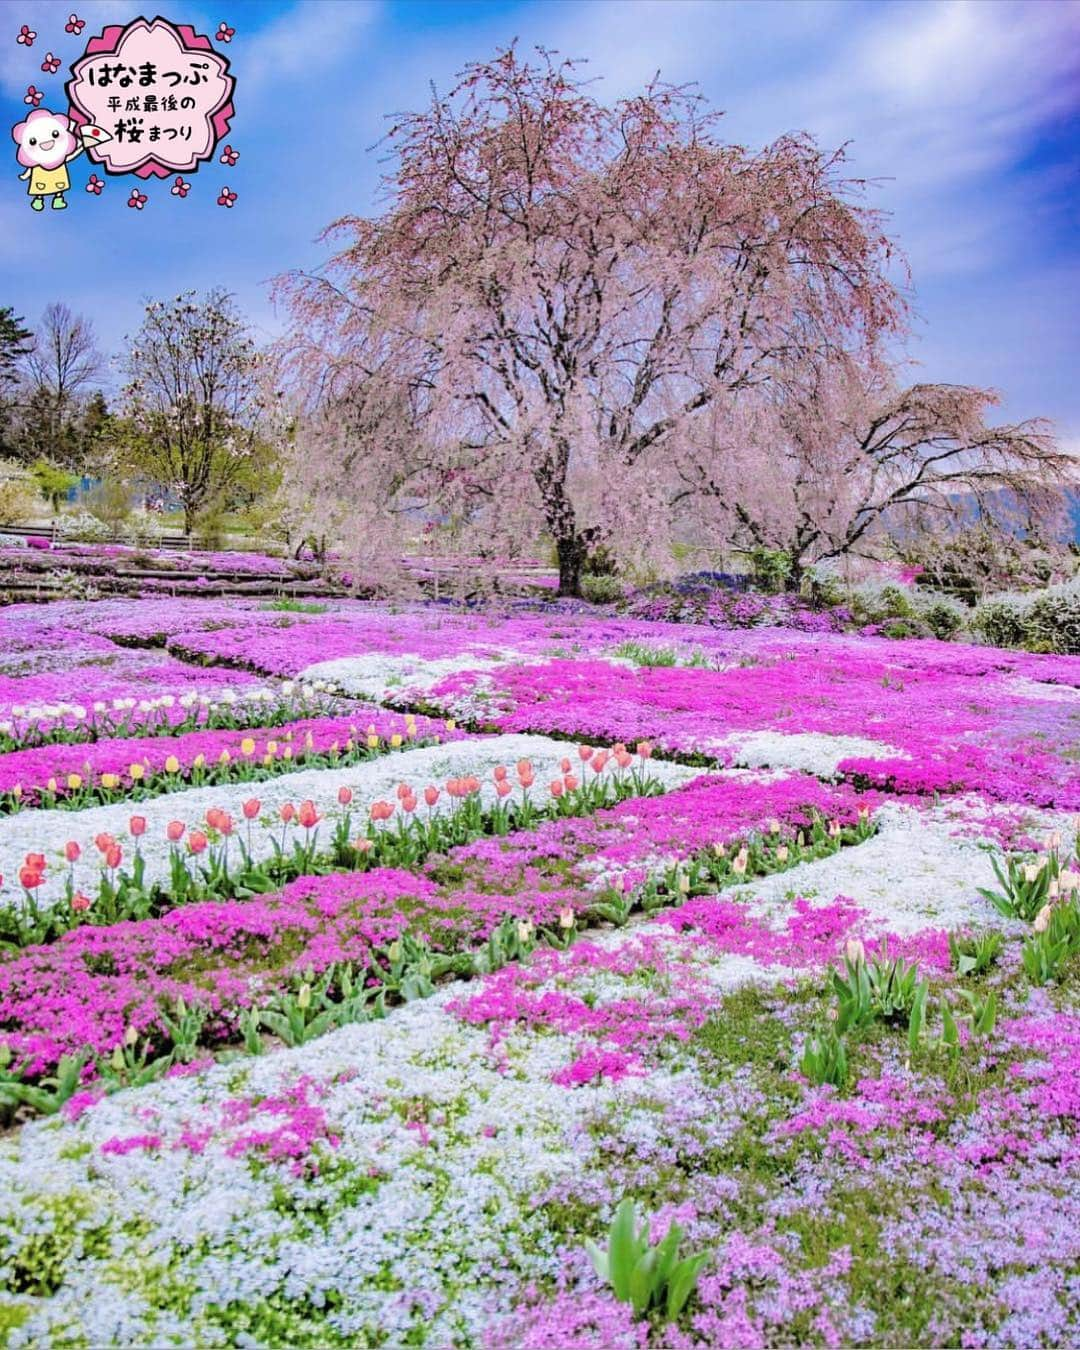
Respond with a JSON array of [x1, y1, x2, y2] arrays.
[[1033, 904, 1053, 933], [845, 938, 865, 965], [558, 906, 575, 929]]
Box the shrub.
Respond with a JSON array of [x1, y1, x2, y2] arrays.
[[921, 600, 964, 641], [972, 579, 1080, 654], [748, 546, 792, 594], [581, 573, 624, 604]]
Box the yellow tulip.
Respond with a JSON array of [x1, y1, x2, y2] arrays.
[[445, 720, 456, 732], [66, 773, 82, 790], [101, 773, 119, 790], [240, 737, 255, 757], [47, 777, 57, 793], [192, 754, 205, 770], [390, 734, 402, 748], [164, 755, 180, 774], [129, 763, 145, 781], [267, 740, 278, 755], [367, 734, 379, 749]]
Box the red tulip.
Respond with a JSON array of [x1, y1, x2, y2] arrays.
[[64, 840, 81, 863], [104, 844, 122, 869], [94, 832, 116, 855], [188, 830, 208, 854], [564, 773, 579, 792], [19, 865, 44, 889], [166, 820, 185, 843], [424, 785, 440, 807], [636, 741, 653, 759], [280, 803, 296, 824], [298, 800, 320, 829], [578, 745, 593, 761], [495, 779, 511, 798], [560, 758, 572, 774], [401, 793, 417, 813], [129, 815, 147, 837], [493, 765, 508, 782], [549, 779, 564, 797], [24, 852, 45, 871], [242, 798, 261, 820], [71, 892, 92, 913], [338, 786, 353, 806], [370, 800, 394, 822]]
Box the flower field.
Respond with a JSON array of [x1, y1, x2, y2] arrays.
[[1, 594, 1078, 1348]]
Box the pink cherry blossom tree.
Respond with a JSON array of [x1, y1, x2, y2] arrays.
[[274, 46, 906, 595], [678, 358, 1072, 580]]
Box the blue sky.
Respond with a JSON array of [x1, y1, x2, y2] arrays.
[[2, 0, 1078, 448]]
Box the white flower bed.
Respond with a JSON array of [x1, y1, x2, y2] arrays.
[[297, 651, 530, 701], [716, 730, 906, 776], [0, 734, 698, 910]]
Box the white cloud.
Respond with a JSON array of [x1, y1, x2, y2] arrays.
[[243, 0, 381, 100]]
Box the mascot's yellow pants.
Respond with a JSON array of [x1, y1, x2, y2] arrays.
[[27, 164, 70, 195]]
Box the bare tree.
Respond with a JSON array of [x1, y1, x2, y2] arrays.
[[23, 302, 103, 467], [120, 290, 263, 532]]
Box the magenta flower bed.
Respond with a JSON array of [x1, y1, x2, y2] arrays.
[[425, 651, 1080, 807], [0, 708, 461, 803]]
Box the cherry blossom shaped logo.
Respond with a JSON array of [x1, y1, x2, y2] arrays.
[[86, 174, 103, 195], [127, 189, 147, 210], [40, 51, 61, 74], [171, 175, 191, 198], [65, 14, 86, 36], [16, 25, 36, 47], [66, 17, 235, 179], [217, 185, 237, 208], [23, 85, 43, 108], [215, 22, 235, 43], [219, 143, 239, 166]]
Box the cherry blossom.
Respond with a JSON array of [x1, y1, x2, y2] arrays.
[[23, 85, 42, 107], [40, 51, 61, 74], [215, 22, 235, 43], [65, 14, 85, 36], [85, 174, 103, 195], [171, 176, 191, 198], [219, 144, 239, 166], [216, 185, 237, 208], [16, 24, 35, 46], [127, 189, 148, 210]]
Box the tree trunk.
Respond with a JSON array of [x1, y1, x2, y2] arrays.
[[556, 533, 587, 598]]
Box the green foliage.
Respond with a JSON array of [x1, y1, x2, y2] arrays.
[[799, 1027, 848, 1088], [261, 598, 329, 614], [581, 573, 624, 604], [28, 459, 77, 513], [977, 852, 1057, 921], [585, 1197, 709, 1322], [1020, 898, 1080, 985], [748, 546, 792, 594], [831, 943, 928, 1032], [973, 580, 1080, 655], [922, 600, 963, 641], [948, 930, 1003, 977]]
